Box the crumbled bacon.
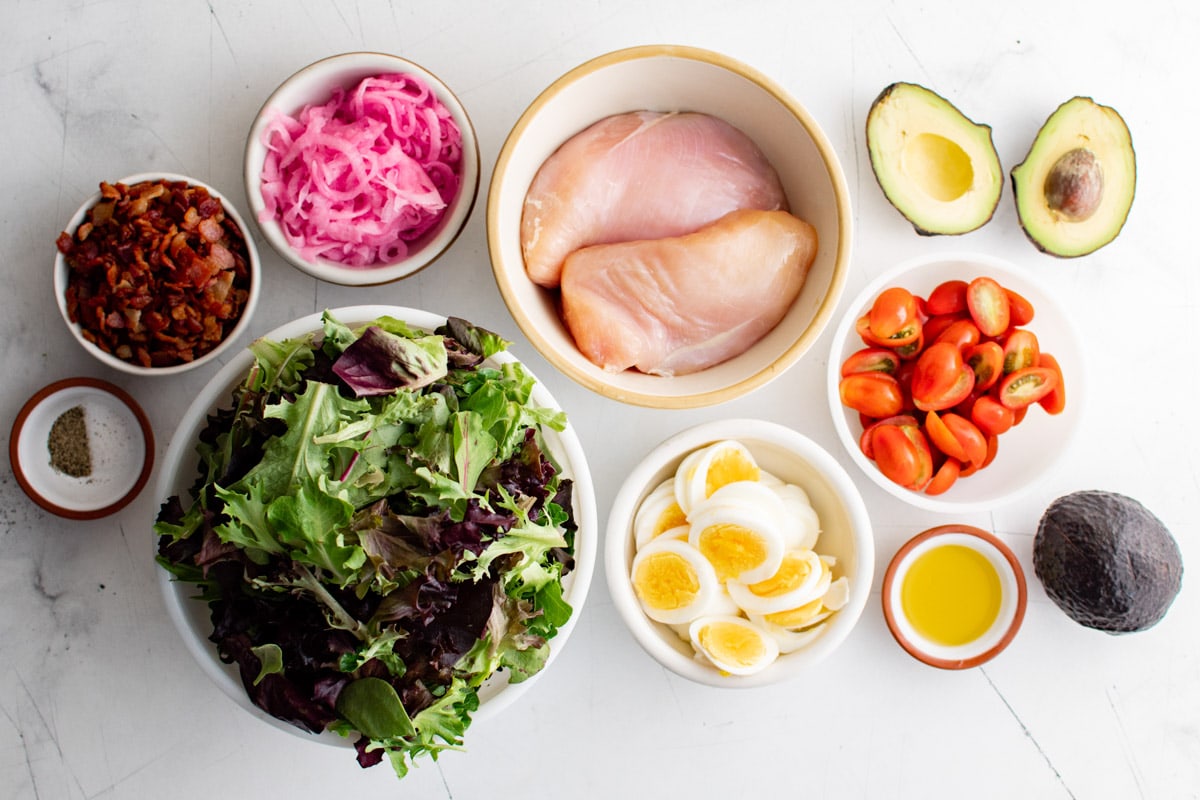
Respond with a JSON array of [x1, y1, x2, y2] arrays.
[[57, 178, 253, 368]]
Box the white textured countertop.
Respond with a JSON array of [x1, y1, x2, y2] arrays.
[[2, 2, 1197, 798]]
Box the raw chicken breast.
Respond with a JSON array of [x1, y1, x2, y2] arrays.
[[561, 209, 818, 376], [521, 111, 787, 288]]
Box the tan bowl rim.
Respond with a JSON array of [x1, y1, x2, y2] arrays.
[[486, 43, 853, 409], [881, 524, 1028, 670], [9, 376, 155, 520], [243, 50, 481, 287]]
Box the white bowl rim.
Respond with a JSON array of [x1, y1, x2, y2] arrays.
[[243, 51, 481, 287], [604, 417, 874, 688], [54, 171, 261, 376], [826, 250, 1088, 513], [486, 43, 854, 409], [154, 304, 597, 743]]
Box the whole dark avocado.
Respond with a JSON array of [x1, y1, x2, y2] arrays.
[[1034, 491, 1182, 634]]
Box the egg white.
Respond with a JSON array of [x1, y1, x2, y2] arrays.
[[727, 549, 831, 615], [688, 614, 780, 676], [630, 537, 722, 625]]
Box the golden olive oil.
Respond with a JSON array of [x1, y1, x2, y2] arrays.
[[901, 544, 1002, 646]]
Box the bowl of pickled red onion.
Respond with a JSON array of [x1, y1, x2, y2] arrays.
[[244, 51, 480, 286]]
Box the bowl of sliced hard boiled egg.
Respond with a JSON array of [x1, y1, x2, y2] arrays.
[[604, 418, 874, 686]]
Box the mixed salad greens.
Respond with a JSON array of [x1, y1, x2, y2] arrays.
[[155, 312, 578, 778]]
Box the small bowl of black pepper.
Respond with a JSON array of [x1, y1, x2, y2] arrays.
[[9, 377, 154, 519]]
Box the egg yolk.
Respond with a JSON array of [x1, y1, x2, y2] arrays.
[[764, 594, 825, 628], [696, 523, 768, 582], [697, 620, 768, 670], [704, 448, 760, 498], [747, 551, 817, 598], [633, 551, 701, 611], [652, 502, 687, 538]]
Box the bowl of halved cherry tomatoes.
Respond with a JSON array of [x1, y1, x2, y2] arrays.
[[826, 252, 1084, 512]]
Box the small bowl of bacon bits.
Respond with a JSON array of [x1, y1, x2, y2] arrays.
[[827, 252, 1085, 513], [244, 51, 480, 286], [54, 173, 260, 376]]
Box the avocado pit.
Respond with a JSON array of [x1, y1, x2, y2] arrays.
[[1044, 147, 1103, 221]]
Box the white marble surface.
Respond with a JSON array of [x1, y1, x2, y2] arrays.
[[2, 1, 1198, 798]]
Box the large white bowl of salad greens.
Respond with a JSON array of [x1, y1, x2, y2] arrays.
[[153, 305, 596, 779]]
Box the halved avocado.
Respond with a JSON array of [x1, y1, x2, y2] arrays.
[[866, 82, 1003, 236], [1011, 97, 1136, 258]]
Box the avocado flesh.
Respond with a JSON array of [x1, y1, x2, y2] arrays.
[[1034, 491, 1182, 634], [1011, 97, 1136, 257], [866, 82, 1003, 236]]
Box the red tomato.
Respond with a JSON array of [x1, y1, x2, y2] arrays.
[[926, 279, 968, 315], [935, 318, 982, 351], [872, 422, 933, 491], [893, 328, 925, 360], [966, 277, 1011, 337], [839, 373, 905, 418], [1002, 329, 1040, 374], [970, 394, 1015, 437], [998, 366, 1059, 409], [925, 410, 968, 462], [925, 458, 961, 496], [1006, 288, 1036, 327], [922, 312, 967, 344], [1036, 353, 1066, 414], [859, 414, 919, 460], [841, 347, 901, 377], [869, 287, 918, 339], [912, 342, 974, 411], [941, 413, 988, 467], [964, 341, 1005, 391]]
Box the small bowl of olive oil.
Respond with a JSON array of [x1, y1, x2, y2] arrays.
[[882, 524, 1027, 669]]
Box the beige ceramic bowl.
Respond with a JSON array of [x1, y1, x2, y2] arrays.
[[244, 52, 480, 286], [605, 419, 874, 687], [54, 172, 261, 376], [488, 45, 852, 408]]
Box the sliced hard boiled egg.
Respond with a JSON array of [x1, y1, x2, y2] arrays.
[[753, 618, 829, 654], [630, 538, 722, 625], [634, 479, 688, 549], [687, 500, 785, 584], [688, 615, 780, 676], [674, 440, 761, 514], [727, 549, 831, 615], [772, 483, 820, 551], [821, 576, 851, 611]]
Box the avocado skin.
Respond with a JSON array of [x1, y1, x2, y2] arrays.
[[1034, 491, 1182, 634]]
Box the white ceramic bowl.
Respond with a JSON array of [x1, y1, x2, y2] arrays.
[[54, 172, 261, 376], [244, 52, 480, 286], [605, 418, 874, 687], [882, 524, 1027, 670], [155, 305, 596, 743], [488, 44, 852, 408], [827, 251, 1086, 513]]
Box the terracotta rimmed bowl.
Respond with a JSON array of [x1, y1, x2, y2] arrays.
[[882, 524, 1027, 670], [54, 172, 261, 376], [244, 52, 481, 286], [488, 44, 852, 408], [827, 251, 1085, 512], [155, 305, 597, 743], [9, 377, 154, 520], [605, 418, 874, 687]]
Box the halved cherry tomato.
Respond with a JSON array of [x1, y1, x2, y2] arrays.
[[1002, 329, 1040, 374], [926, 279, 969, 316], [966, 276, 1011, 337], [840, 347, 901, 377], [970, 394, 1015, 437], [964, 341, 1005, 391], [922, 312, 967, 344], [935, 318, 982, 351], [925, 458, 961, 496], [981, 433, 1000, 469], [912, 342, 975, 411], [1037, 353, 1066, 415], [1012, 405, 1029, 426], [997, 366, 1059, 409], [925, 410, 968, 462], [893, 329, 925, 360], [839, 372, 905, 418], [859, 414, 919, 460], [856, 313, 921, 348], [1006, 288, 1036, 327], [869, 287, 918, 339], [872, 422, 933, 491], [941, 413, 987, 467]]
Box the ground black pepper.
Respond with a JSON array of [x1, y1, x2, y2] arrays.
[[48, 405, 92, 477]]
